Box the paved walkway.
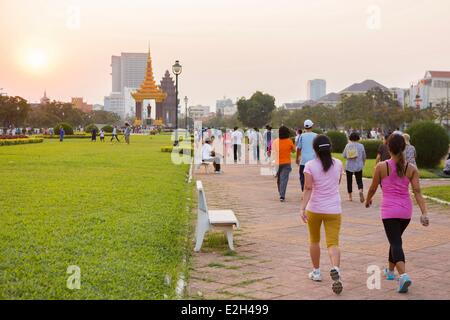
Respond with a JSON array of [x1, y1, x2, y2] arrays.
[[188, 162, 450, 300]]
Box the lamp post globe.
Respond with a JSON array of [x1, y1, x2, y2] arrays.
[[172, 60, 182, 146]]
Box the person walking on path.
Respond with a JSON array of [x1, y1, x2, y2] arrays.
[[99, 129, 105, 142], [342, 131, 366, 202], [299, 135, 344, 295], [263, 125, 273, 159], [249, 127, 262, 163], [403, 134, 417, 167], [376, 133, 391, 163], [271, 126, 296, 202], [231, 127, 243, 163], [59, 127, 65, 142], [124, 123, 132, 145], [296, 119, 318, 191], [295, 129, 302, 145], [111, 126, 120, 142], [365, 134, 430, 294]]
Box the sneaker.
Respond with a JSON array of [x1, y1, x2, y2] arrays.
[[383, 268, 396, 281], [398, 274, 412, 293], [308, 271, 322, 282], [330, 268, 343, 295], [280, 197, 285, 202]]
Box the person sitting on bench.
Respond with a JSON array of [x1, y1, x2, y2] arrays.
[[202, 138, 221, 173]]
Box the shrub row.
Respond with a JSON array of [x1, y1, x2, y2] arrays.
[[161, 146, 194, 156], [0, 135, 29, 140], [0, 138, 44, 146]]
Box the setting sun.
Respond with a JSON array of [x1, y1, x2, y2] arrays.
[[25, 48, 48, 71]]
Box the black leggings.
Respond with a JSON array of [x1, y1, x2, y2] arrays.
[[382, 219, 410, 264], [346, 170, 363, 194]]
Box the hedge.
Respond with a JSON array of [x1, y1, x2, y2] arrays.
[[54, 123, 74, 135], [85, 124, 99, 133], [407, 121, 450, 168], [326, 131, 347, 153], [361, 140, 382, 159], [0, 138, 44, 146], [161, 146, 194, 156], [0, 135, 29, 140], [101, 125, 114, 133]]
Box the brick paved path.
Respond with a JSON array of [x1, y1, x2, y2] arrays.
[[188, 163, 450, 300]]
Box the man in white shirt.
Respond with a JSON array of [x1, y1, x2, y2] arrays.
[[202, 138, 221, 173], [231, 127, 243, 163]]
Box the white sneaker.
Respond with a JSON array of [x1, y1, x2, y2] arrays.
[[308, 271, 322, 282]]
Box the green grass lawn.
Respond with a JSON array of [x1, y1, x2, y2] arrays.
[[0, 135, 191, 299], [422, 186, 450, 203], [332, 154, 445, 179]]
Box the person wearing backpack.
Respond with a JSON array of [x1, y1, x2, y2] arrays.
[[342, 131, 366, 202]]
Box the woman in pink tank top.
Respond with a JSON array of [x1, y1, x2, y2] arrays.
[[365, 134, 429, 294]]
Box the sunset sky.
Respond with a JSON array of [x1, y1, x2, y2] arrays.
[[1, 0, 450, 110]]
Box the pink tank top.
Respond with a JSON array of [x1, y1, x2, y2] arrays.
[[380, 160, 413, 220]]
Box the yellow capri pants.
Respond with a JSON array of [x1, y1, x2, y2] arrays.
[[306, 211, 342, 248]]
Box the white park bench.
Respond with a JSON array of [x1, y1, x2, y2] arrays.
[[195, 181, 240, 252]]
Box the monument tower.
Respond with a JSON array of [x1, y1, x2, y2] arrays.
[[131, 50, 167, 126]]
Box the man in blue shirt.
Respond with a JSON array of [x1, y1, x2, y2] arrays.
[[296, 119, 317, 191]]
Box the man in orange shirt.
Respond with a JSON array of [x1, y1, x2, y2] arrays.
[[272, 126, 296, 202]]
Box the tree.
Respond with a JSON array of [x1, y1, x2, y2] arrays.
[[433, 98, 450, 125], [237, 91, 276, 128], [0, 95, 30, 127]]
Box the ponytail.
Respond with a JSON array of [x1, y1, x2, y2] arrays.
[[396, 150, 406, 178]]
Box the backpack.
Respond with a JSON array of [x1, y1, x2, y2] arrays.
[[346, 144, 358, 159]]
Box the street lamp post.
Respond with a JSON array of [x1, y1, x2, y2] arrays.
[[172, 60, 182, 146]]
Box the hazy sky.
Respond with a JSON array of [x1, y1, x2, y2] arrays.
[[1, 0, 450, 110]]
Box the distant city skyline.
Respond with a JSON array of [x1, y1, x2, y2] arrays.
[[1, 0, 450, 111]]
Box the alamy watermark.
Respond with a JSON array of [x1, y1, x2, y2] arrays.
[[366, 5, 382, 31], [67, 265, 81, 290]]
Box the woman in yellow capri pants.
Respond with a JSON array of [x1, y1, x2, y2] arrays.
[[299, 135, 344, 295]]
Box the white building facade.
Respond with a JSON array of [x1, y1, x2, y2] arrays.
[[408, 71, 450, 109]]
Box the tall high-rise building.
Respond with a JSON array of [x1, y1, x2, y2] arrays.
[[307, 79, 327, 101], [105, 53, 148, 118]]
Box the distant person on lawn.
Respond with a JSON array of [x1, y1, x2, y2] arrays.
[[124, 123, 132, 145], [111, 126, 120, 142], [271, 126, 296, 202], [91, 127, 97, 142], [296, 119, 317, 191], [342, 131, 366, 203], [444, 154, 450, 176], [100, 129, 105, 142], [59, 127, 65, 142]]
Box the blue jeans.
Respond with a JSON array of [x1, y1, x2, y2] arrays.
[[277, 164, 292, 199]]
